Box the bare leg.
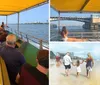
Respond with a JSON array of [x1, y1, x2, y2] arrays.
[[68, 69, 70, 76], [77, 72, 79, 77], [87, 69, 89, 78], [88, 71, 91, 78], [65, 69, 68, 76], [65, 69, 70, 76], [68, 38, 87, 42], [58, 61, 61, 66], [59, 60, 62, 64], [56, 62, 59, 67]]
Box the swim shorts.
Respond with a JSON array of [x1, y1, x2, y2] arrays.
[[64, 64, 71, 69], [86, 66, 92, 71]]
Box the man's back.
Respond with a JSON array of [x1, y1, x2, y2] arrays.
[[19, 64, 48, 85], [63, 54, 72, 65], [0, 45, 25, 84]]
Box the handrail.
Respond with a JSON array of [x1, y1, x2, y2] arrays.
[[7, 28, 49, 49], [19, 31, 48, 43], [50, 32, 100, 41], [68, 32, 100, 38]]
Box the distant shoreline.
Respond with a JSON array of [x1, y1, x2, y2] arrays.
[[8, 23, 49, 25]]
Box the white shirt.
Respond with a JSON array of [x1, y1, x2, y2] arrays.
[[63, 54, 72, 65]]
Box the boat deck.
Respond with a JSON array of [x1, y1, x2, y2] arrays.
[[18, 42, 39, 66], [8, 31, 39, 66]]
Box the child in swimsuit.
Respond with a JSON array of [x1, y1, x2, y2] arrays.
[[73, 60, 84, 77]]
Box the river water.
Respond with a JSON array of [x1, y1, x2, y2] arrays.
[[7, 24, 49, 41]]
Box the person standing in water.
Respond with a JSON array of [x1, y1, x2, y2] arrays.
[[55, 52, 61, 66], [63, 52, 72, 76], [73, 60, 84, 77]]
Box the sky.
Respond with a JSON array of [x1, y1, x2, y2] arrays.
[[0, 4, 48, 24], [50, 42, 100, 59], [50, 7, 100, 26]]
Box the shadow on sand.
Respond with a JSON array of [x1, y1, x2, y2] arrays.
[[60, 73, 87, 78], [80, 74, 87, 78], [50, 64, 55, 67], [71, 73, 87, 78], [70, 74, 77, 77], [60, 73, 66, 77]]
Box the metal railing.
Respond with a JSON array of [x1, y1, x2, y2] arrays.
[[7, 28, 49, 49], [69, 32, 100, 38], [50, 32, 100, 41]]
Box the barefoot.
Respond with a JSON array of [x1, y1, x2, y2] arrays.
[[66, 74, 68, 76], [76, 75, 79, 77], [86, 75, 89, 78], [66, 73, 69, 76]]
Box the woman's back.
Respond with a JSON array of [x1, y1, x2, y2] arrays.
[[86, 58, 93, 67], [61, 26, 68, 38]]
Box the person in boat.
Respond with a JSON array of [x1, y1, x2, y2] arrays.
[[0, 30, 8, 43], [60, 26, 87, 42], [84, 53, 94, 78], [1, 22, 5, 30], [60, 26, 68, 41], [63, 52, 72, 76], [16, 49, 49, 85], [0, 26, 4, 31], [1, 22, 9, 29], [0, 34, 26, 85]]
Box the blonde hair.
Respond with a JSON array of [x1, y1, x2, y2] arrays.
[[6, 34, 16, 45], [87, 53, 93, 60]]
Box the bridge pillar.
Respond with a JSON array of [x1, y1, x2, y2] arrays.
[[91, 24, 99, 30], [83, 22, 91, 29], [90, 14, 100, 30]]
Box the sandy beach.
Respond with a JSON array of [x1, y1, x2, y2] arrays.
[[50, 59, 100, 85]]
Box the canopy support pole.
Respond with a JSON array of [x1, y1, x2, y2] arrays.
[[6, 16, 8, 30], [58, 11, 60, 33], [6, 16, 8, 26], [17, 12, 20, 36], [80, 0, 90, 12]]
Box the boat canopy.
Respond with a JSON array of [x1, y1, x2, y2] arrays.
[[51, 0, 100, 13], [0, 0, 47, 16]]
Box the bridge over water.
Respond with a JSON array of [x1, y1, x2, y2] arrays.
[[50, 16, 100, 30], [50, 17, 91, 23]]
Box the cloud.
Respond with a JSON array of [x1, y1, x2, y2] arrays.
[[50, 43, 100, 59], [91, 46, 100, 59], [66, 43, 84, 49], [50, 43, 84, 54]]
